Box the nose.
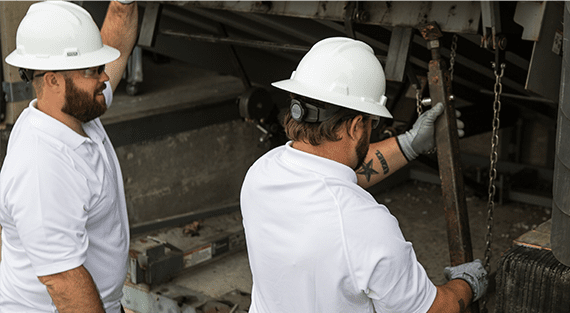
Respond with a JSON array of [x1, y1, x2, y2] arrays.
[[100, 70, 110, 82]]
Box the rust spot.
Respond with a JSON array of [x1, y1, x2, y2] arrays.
[[449, 4, 457, 15], [129, 249, 140, 258], [432, 76, 440, 85], [321, 2, 326, 11]]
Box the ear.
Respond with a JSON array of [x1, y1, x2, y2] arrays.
[[347, 115, 365, 140], [42, 72, 65, 92]]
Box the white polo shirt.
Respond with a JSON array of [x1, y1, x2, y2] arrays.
[[240, 142, 437, 313], [0, 81, 129, 313]]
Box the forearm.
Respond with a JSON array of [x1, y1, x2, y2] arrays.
[[428, 279, 473, 313], [38, 265, 105, 313], [101, 1, 139, 91], [356, 137, 408, 189]]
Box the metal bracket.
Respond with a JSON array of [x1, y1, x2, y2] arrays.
[[385, 27, 414, 82], [344, 2, 368, 39], [138, 2, 162, 48], [135, 243, 184, 285], [2, 81, 34, 104], [481, 1, 507, 67]]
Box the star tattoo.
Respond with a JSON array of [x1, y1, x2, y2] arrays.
[[356, 159, 378, 182]]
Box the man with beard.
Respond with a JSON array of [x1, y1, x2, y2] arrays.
[[0, 1, 137, 312], [240, 37, 487, 312]]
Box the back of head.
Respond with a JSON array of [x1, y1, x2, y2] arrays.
[[5, 1, 119, 72], [282, 95, 367, 146]]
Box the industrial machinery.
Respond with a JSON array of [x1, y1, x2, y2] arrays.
[[1, 1, 568, 312]]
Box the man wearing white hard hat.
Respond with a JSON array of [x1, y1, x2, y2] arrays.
[[241, 37, 488, 312], [0, 1, 137, 312]]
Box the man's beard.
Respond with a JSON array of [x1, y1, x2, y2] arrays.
[[354, 125, 370, 170], [61, 76, 107, 123]]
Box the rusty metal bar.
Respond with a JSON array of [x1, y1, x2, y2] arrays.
[[420, 22, 478, 311], [428, 59, 474, 265]]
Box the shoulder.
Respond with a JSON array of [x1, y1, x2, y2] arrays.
[[2, 126, 84, 192], [244, 145, 286, 178]]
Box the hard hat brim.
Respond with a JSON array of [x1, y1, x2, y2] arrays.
[[5, 44, 120, 71], [272, 79, 393, 119]]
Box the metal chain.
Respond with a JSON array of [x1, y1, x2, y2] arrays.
[[415, 87, 423, 116], [449, 34, 458, 81], [480, 62, 505, 313]]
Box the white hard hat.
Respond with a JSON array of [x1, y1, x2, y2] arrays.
[[272, 37, 392, 118], [5, 1, 120, 71]]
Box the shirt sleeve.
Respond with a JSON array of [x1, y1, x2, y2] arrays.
[[344, 201, 437, 313], [5, 139, 91, 276]]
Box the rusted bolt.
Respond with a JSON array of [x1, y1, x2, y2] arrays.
[[355, 10, 370, 22], [497, 36, 507, 50]]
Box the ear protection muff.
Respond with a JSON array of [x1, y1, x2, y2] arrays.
[[18, 68, 34, 83], [290, 99, 306, 122], [289, 98, 340, 123]]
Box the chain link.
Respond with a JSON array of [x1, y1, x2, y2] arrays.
[[449, 34, 458, 81], [480, 62, 505, 313], [415, 87, 423, 116]]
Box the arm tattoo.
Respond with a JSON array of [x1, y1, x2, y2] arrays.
[[356, 159, 378, 182], [375, 150, 389, 175], [458, 299, 466, 312]]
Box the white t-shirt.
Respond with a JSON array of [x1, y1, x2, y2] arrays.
[[0, 81, 129, 313], [240, 142, 437, 313]]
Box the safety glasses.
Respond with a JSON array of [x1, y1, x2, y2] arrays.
[[32, 64, 106, 80], [369, 115, 380, 129], [80, 64, 106, 78], [341, 114, 380, 129]]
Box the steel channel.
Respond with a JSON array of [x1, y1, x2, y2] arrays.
[[160, 30, 310, 53], [160, 30, 390, 64]]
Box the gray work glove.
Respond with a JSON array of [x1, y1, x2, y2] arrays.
[[444, 259, 488, 302], [396, 102, 465, 161]]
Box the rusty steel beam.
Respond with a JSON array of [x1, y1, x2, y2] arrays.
[[176, 1, 482, 34], [420, 21, 478, 311]]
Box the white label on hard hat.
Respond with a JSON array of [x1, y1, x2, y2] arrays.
[[65, 48, 79, 57]]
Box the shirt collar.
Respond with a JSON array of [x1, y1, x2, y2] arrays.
[[27, 99, 89, 150], [281, 141, 357, 184]]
